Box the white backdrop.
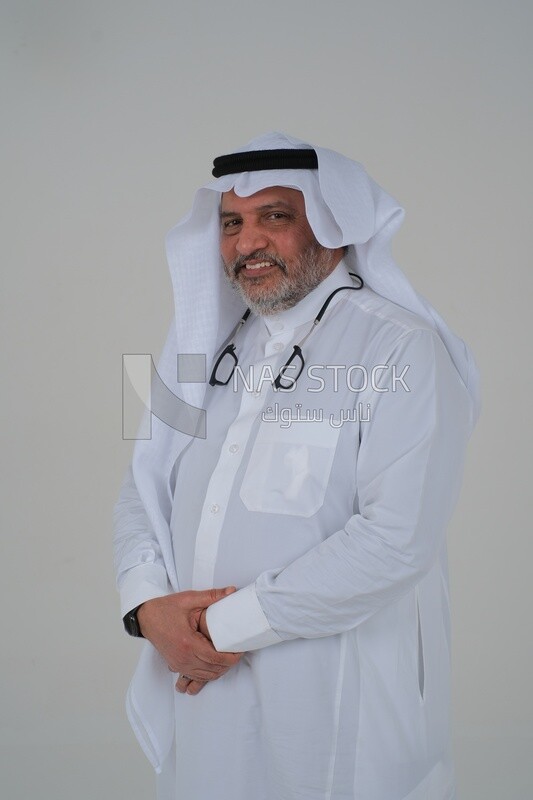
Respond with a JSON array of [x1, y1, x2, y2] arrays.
[[1, 1, 531, 797]]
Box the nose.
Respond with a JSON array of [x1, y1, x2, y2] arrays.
[[234, 222, 269, 256]]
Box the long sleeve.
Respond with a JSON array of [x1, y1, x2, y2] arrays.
[[113, 465, 173, 617], [206, 328, 472, 652]]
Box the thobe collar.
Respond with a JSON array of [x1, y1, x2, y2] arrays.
[[260, 258, 355, 336]]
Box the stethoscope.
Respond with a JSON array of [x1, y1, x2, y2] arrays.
[[209, 272, 364, 390]]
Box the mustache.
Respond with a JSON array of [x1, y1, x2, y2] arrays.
[[228, 251, 287, 275]]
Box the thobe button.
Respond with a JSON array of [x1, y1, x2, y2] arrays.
[[229, 443, 239, 453], [209, 503, 220, 514], [273, 342, 284, 352]]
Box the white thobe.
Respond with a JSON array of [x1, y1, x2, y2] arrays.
[[114, 260, 471, 800]]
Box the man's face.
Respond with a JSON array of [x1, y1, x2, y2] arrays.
[[220, 186, 343, 316]]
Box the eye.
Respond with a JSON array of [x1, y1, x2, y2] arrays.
[[221, 218, 241, 234], [265, 211, 292, 223]]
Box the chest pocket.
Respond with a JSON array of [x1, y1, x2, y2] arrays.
[[239, 418, 341, 517]]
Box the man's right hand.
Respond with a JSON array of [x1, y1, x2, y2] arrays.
[[137, 588, 242, 691]]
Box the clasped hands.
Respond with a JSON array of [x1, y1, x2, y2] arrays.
[[137, 587, 243, 696]]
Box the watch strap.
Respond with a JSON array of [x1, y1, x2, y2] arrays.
[[123, 604, 145, 638]]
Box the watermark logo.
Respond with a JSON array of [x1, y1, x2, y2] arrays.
[[261, 402, 372, 428], [122, 354, 411, 440], [231, 363, 410, 394], [122, 353, 207, 440]]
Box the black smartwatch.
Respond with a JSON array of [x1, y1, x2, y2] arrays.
[[123, 604, 145, 638]]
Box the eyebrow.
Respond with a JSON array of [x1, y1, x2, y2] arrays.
[[219, 201, 297, 218]]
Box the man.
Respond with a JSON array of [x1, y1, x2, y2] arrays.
[[114, 132, 479, 800]]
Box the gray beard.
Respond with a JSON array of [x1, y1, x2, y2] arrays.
[[223, 243, 337, 316]]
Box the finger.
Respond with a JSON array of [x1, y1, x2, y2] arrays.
[[192, 637, 243, 667], [191, 630, 243, 661], [175, 674, 208, 695], [175, 674, 193, 693], [180, 586, 237, 609], [186, 680, 207, 695], [182, 667, 228, 682], [164, 631, 229, 675], [168, 660, 223, 678], [165, 634, 242, 676]]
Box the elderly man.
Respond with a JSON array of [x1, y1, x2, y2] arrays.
[[114, 132, 479, 800]]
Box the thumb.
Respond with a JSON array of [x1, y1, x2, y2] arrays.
[[189, 586, 237, 607]]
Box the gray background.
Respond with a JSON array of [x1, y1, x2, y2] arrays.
[[1, 1, 531, 797]]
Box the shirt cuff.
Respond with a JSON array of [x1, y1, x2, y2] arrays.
[[118, 564, 173, 618], [205, 583, 284, 652]]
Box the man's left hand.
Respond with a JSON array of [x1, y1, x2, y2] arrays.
[[177, 609, 213, 695]]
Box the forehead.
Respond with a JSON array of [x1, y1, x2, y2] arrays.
[[220, 186, 306, 214]]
